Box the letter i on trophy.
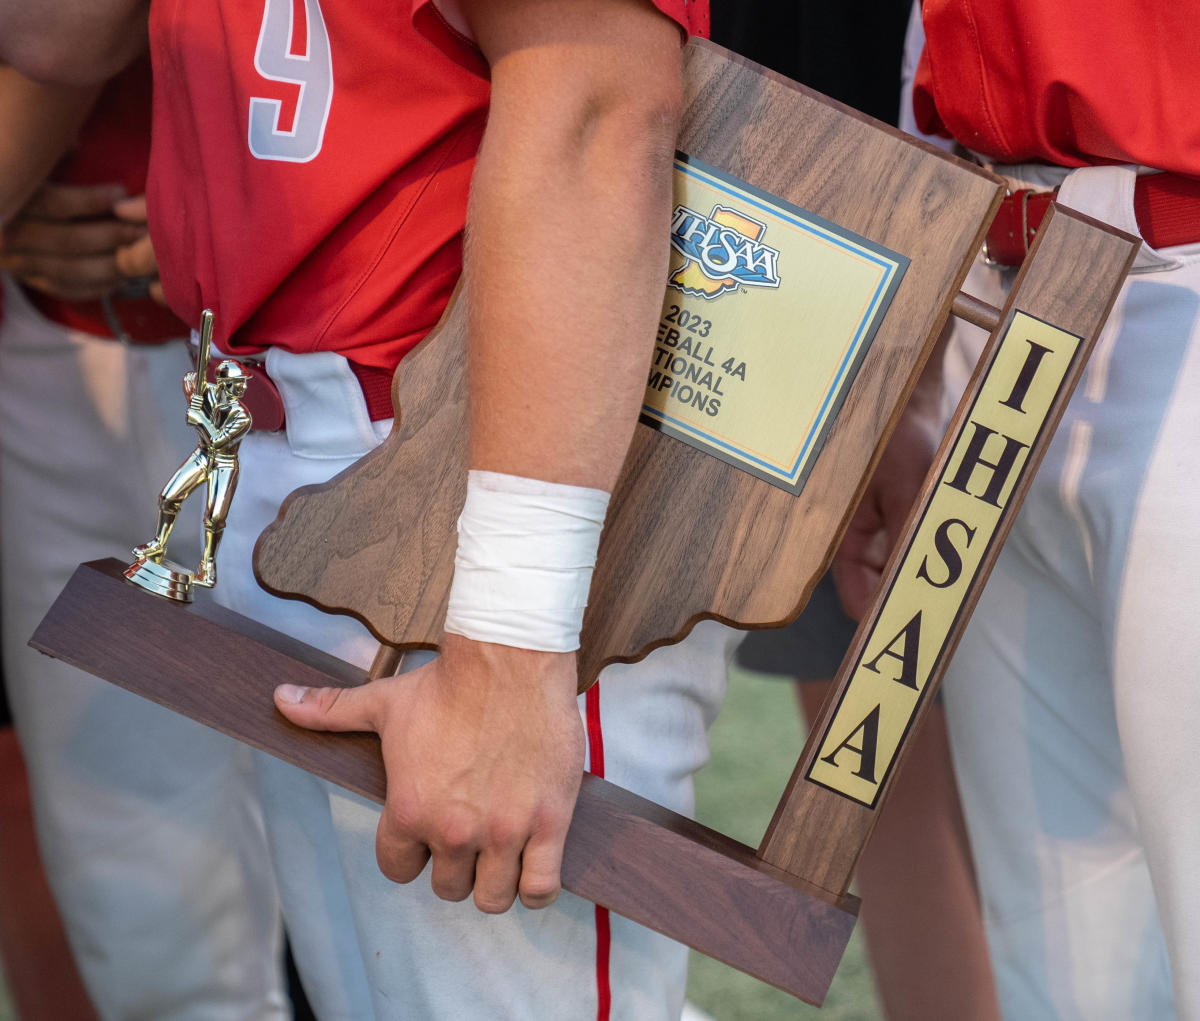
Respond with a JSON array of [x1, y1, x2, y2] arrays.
[[126, 310, 253, 602]]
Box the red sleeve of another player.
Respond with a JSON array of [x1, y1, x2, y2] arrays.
[[650, 0, 709, 40], [910, 46, 953, 142], [411, 0, 708, 77], [411, 1, 490, 78]]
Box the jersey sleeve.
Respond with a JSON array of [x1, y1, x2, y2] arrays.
[[411, 0, 709, 78], [410, 1, 489, 78], [651, 0, 710, 40]]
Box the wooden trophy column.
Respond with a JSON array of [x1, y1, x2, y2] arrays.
[[759, 205, 1137, 896]]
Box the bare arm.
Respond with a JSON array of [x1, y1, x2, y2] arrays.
[[462, 0, 682, 489], [276, 0, 684, 913], [0, 67, 98, 223], [0, 0, 147, 85], [0, 66, 164, 303]]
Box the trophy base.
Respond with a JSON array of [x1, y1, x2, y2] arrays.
[[124, 558, 193, 603]]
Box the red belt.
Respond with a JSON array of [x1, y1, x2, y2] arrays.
[[24, 281, 395, 432], [985, 172, 1200, 267], [26, 285, 187, 344], [207, 357, 395, 433]]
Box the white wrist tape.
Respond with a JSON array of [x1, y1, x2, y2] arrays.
[[444, 470, 610, 653]]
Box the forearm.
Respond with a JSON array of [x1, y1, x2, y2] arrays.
[[212, 416, 252, 451], [0, 68, 98, 223], [463, 1, 683, 491], [278, 0, 689, 913]]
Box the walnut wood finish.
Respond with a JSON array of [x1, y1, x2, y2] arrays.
[[31, 559, 857, 1005], [757, 206, 1139, 895], [253, 39, 1004, 689], [951, 292, 1000, 333]]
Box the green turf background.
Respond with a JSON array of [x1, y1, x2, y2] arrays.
[[686, 665, 882, 1021]]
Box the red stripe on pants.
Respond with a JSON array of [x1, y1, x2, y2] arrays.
[[585, 683, 612, 1021]]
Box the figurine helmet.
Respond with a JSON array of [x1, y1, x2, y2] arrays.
[[215, 360, 249, 381], [214, 360, 250, 394]]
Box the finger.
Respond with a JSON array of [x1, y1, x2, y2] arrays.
[[861, 528, 890, 573], [518, 826, 568, 910], [16, 276, 116, 303], [274, 680, 386, 733], [375, 820, 431, 885], [3, 217, 143, 257], [428, 844, 478, 903], [149, 279, 167, 306], [21, 182, 127, 221], [116, 234, 158, 278], [1, 252, 122, 300], [473, 843, 522, 914], [112, 194, 149, 224]]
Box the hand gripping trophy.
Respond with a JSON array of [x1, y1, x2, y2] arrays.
[[126, 310, 252, 602]]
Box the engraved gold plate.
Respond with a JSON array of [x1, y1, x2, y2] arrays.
[[806, 311, 1083, 806], [640, 156, 908, 494]]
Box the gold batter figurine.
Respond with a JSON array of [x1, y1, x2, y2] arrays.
[[126, 310, 252, 602]]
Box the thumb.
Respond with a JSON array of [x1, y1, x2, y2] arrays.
[[275, 681, 382, 733]]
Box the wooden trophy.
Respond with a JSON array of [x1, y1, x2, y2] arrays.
[[32, 40, 1138, 1004]]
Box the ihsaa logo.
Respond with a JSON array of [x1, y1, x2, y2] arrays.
[[668, 203, 781, 299]]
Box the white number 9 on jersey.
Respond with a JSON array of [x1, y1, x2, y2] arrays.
[[249, 0, 333, 163]]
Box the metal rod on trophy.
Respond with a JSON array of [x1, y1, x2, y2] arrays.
[[195, 308, 214, 397]]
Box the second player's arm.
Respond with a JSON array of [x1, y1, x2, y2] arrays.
[[276, 0, 685, 913], [0, 63, 154, 303], [0, 0, 148, 85], [0, 67, 98, 224]]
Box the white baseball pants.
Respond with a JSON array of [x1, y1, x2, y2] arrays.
[[212, 344, 740, 1020], [0, 277, 286, 1020], [942, 165, 1200, 1020]]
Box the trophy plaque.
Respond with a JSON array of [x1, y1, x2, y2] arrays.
[[32, 40, 1138, 1004]]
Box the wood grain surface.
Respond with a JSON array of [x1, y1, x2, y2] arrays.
[[32, 559, 858, 1005], [253, 38, 1004, 689], [757, 205, 1139, 894]]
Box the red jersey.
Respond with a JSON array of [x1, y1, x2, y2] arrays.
[[148, 0, 708, 371], [25, 58, 186, 342], [913, 1, 1200, 177]]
